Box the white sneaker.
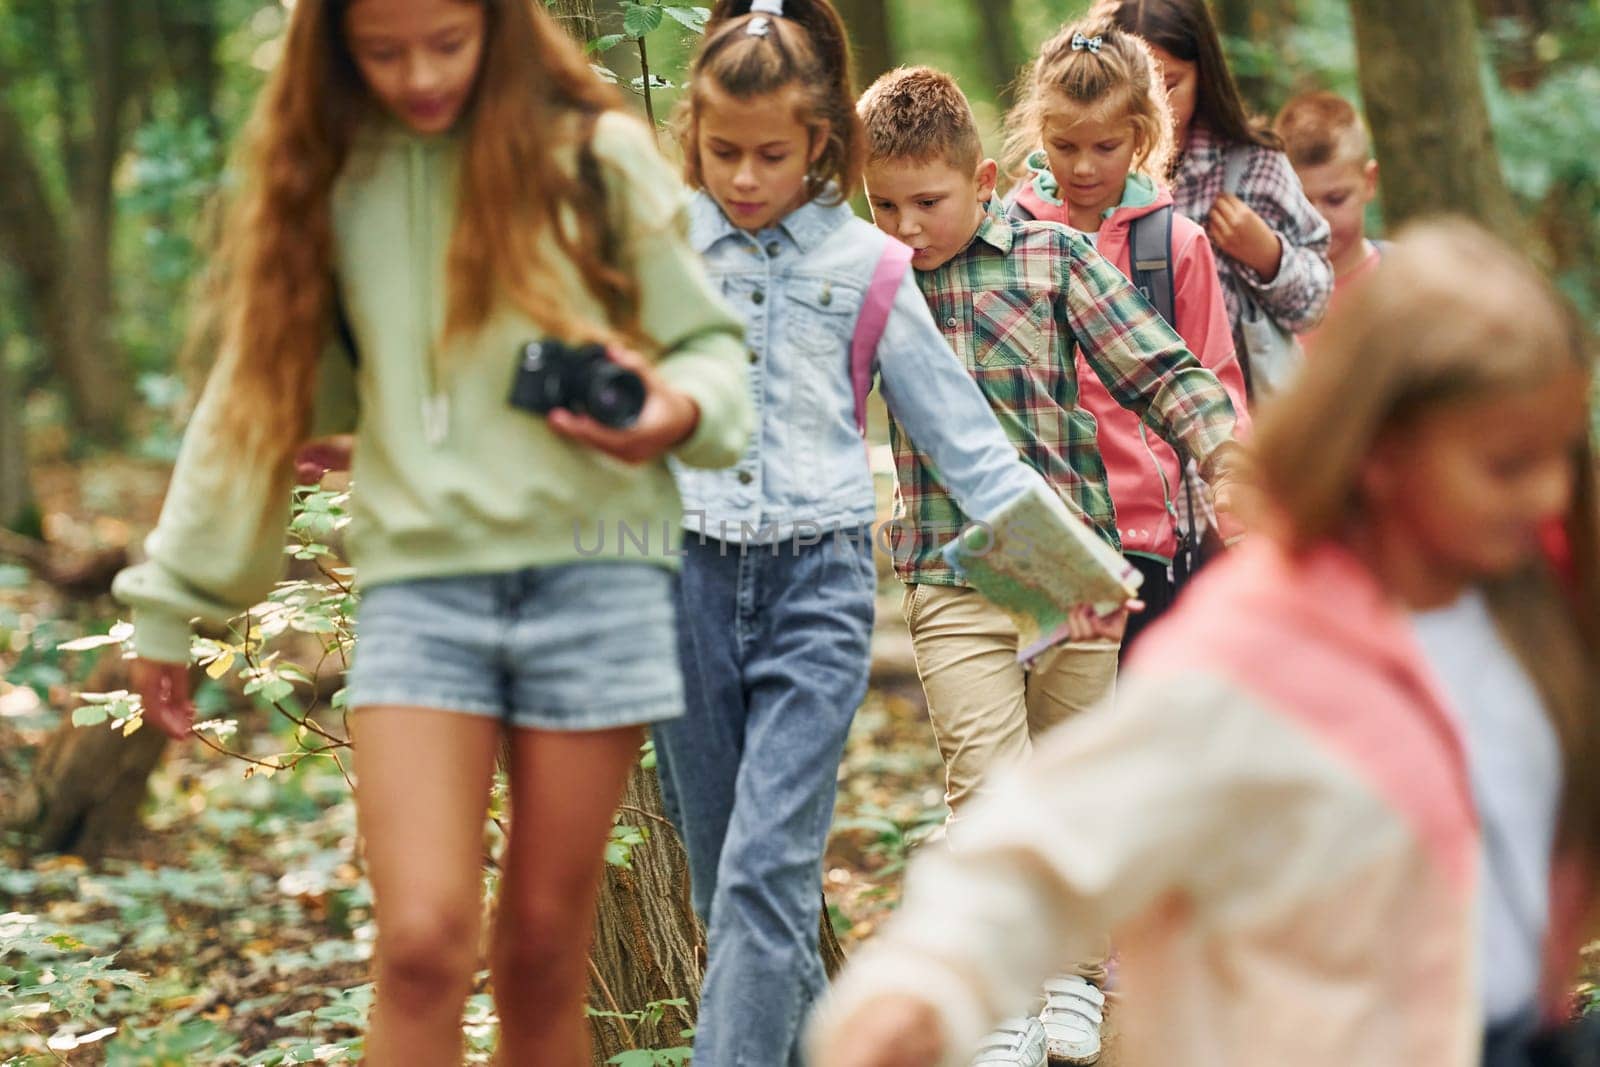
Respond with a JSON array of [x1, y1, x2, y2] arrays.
[[1038, 975, 1105, 1065], [971, 1016, 1048, 1067]]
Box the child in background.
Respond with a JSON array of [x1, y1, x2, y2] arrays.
[[858, 64, 1242, 1064], [807, 219, 1600, 1067], [652, 3, 1059, 1064], [1005, 15, 1251, 649], [1109, 0, 1332, 396], [113, 0, 752, 1063], [1273, 90, 1383, 348]]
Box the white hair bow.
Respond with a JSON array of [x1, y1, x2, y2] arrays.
[[1071, 32, 1103, 54]]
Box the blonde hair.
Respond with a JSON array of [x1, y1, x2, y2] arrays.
[[1254, 217, 1600, 857], [676, 0, 863, 204], [857, 66, 983, 172], [1003, 10, 1174, 183]]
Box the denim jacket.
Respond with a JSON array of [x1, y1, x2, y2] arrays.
[[674, 192, 1044, 546]]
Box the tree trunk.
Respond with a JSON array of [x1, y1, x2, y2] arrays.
[[0, 339, 39, 536], [1349, 0, 1523, 238], [549, 0, 600, 43], [586, 764, 848, 1064], [65, 0, 134, 442], [970, 0, 1025, 104], [835, 0, 895, 91], [1214, 0, 1298, 111], [587, 764, 704, 1062], [0, 97, 124, 447], [153, 2, 223, 132], [8, 717, 168, 859], [0, 3, 134, 444]]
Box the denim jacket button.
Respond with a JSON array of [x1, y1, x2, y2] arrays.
[[820, 284, 833, 306], [747, 348, 760, 364], [738, 470, 755, 485], [751, 289, 766, 305], [765, 240, 781, 257]]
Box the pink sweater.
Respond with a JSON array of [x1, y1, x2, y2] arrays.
[[814, 539, 1592, 1066], [1012, 175, 1251, 560]]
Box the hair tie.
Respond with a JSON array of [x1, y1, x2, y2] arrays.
[[1071, 32, 1103, 54], [750, 0, 785, 14], [746, 15, 772, 36]]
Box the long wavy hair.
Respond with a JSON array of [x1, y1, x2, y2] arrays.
[[202, 0, 627, 462], [1254, 218, 1600, 860]]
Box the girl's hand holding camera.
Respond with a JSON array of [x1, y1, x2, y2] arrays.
[[546, 345, 701, 464], [1208, 194, 1283, 281]]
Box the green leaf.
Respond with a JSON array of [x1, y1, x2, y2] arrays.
[[72, 704, 111, 727], [663, 5, 708, 33], [622, 2, 665, 38], [588, 33, 628, 54]]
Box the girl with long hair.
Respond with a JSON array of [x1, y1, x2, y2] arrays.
[[113, 1, 750, 1062]]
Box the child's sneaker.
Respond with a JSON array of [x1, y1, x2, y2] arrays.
[[1038, 975, 1105, 1065], [971, 1017, 1048, 1067]]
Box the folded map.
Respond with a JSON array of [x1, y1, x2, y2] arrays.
[[942, 484, 1144, 663]]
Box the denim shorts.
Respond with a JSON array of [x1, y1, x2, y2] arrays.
[[346, 563, 684, 731]]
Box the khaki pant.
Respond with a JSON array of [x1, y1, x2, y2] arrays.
[[904, 581, 1118, 982]]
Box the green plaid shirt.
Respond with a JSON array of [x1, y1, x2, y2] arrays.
[[889, 197, 1239, 586]]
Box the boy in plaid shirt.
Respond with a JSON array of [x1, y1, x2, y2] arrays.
[[858, 66, 1241, 1064]]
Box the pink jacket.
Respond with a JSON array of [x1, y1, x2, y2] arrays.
[[1012, 173, 1251, 560], [814, 539, 1591, 1067]]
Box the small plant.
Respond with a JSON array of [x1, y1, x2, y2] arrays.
[[586, 2, 709, 128], [588, 998, 695, 1066]]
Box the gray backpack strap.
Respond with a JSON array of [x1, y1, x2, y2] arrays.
[[1007, 196, 1036, 223], [1222, 145, 1249, 198], [1128, 205, 1176, 330]]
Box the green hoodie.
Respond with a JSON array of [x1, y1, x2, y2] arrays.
[[113, 112, 750, 662]]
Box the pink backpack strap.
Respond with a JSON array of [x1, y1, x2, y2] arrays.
[[851, 237, 915, 436]]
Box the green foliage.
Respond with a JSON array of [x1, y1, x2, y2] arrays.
[[588, 999, 694, 1065], [46, 486, 689, 1059], [831, 803, 944, 879], [1, 913, 149, 1032]]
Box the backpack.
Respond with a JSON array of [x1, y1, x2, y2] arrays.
[[850, 237, 915, 436], [1220, 148, 1305, 402], [1007, 195, 1218, 576], [1007, 197, 1177, 325]]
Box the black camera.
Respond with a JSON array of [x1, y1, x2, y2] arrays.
[[509, 340, 646, 430]]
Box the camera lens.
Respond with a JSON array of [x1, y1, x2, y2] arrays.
[[587, 363, 646, 429]]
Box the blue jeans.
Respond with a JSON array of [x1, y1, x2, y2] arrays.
[[653, 528, 876, 1067]]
